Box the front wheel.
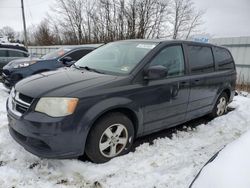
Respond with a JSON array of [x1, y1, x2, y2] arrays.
[[85, 112, 135, 163], [210, 92, 229, 118]]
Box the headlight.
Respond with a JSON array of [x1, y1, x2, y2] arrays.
[[35, 97, 79, 117], [13, 61, 37, 68]]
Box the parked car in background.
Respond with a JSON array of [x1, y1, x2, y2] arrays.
[[0, 44, 29, 73], [7, 40, 236, 163], [0, 43, 28, 52], [1, 44, 101, 88]]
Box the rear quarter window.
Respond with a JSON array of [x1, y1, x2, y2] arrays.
[[213, 47, 234, 70], [187, 45, 214, 74]]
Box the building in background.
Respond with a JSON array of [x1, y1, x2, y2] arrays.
[[211, 37, 250, 84]]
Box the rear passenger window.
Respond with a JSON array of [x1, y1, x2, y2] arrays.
[[213, 47, 234, 70], [8, 50, 27, 57], [188, 45, 214, 73], [150, 45, 185, 77]]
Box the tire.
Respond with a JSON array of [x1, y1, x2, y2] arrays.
[[85, 112, 135, 163], [210, 92, 229, 118]]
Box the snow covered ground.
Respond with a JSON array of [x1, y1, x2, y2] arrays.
[[0, 83, 250, 188]]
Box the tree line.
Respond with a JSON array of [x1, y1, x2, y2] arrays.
[[1, 0, 205, 46]]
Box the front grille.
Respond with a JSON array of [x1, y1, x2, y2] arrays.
[[16, 102, 29, 114], [19, 93, 33, 104], [8, 89, 34, 116]]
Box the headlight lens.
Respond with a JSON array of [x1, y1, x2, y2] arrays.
[[35, 97, 79, 117], [13, 61, 37, 68]]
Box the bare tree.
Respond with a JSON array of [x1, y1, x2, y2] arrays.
[[1, 0, 205, 45], [185, 10, 204, 39], [0, 26, 16, 41], [42, 0, 204, 45], [170, 0, 204, 39], [51, 0, 84, 44], [34, 20, 56, 45]]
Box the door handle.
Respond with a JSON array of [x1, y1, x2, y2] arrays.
[[192, 79, 202, 85], [180, 81, 189, 86]]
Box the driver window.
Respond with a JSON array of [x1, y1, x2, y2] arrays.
[[150, 45, 185, 77], [66, 49, 92, 61]]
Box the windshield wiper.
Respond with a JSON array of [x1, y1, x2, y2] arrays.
[[77, 66, 104, 74]]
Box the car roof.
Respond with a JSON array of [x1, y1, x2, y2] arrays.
[[61, 44, 103, 50], [0, 47, 29, 54], [0, 43, 28, 52], [113, 39, 226, 49]]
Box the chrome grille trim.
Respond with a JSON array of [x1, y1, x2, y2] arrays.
[[15, 92, 31, 107], [8, 89, 33, 117], [8, 97, 22, 117]]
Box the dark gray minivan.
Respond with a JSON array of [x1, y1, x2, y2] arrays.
[[7, 40, 236, 163]]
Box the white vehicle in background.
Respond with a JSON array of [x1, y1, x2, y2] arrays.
[[0, 36, 9, 43], [190, 130, 250, 188], [1, 42, 25, 47]]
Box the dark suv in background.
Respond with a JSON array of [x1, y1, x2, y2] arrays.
[[0, 44, 29, 73], [2, 44, 101, 88], [7, 40, 236, 163]]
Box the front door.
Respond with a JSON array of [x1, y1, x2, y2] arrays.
[[142, 45, 190, 133]]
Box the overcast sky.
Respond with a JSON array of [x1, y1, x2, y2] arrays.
[[0, 0, 250, 38]]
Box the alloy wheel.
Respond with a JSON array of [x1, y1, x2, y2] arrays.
[[99, 124, 128, 158], [216, 97, 227, 116]]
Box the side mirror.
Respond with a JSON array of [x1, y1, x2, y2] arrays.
[[61, 56, 73, 66], [144, 65, 168, 80]]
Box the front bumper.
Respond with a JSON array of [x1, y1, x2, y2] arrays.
[[7, 105, 86, 159]]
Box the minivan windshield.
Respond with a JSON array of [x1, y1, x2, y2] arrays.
[[75, 41, 158, 75], [41, 48, 71, 60]]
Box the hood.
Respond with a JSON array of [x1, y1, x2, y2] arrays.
[[15, 67, 118, 98], [7, 57, 41, 67]]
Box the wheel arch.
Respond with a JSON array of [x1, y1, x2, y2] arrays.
[[213, 85, 233, 107], [222, 88, 231, 100], [78, 97, 143, 155], [92, 107, 139, 137]]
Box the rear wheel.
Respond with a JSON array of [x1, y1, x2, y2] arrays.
[[85, 112, 135, 163], [210, 92, 229, 118]]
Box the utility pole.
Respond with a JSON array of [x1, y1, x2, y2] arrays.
[[21, 0, 28, 47]]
